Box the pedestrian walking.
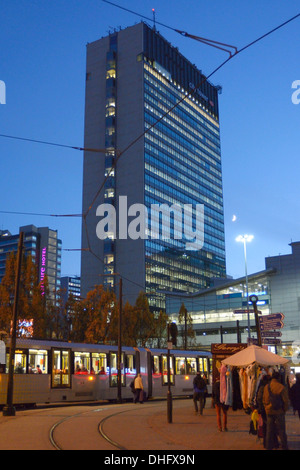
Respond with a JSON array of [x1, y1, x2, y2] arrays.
[[256, 375, 268, 446], [134, 373, 144, 404], [263, 371, 289, 450], [212, 376, 228, 432], [290, 373, 300, 419], [193, 372, 207, 415]]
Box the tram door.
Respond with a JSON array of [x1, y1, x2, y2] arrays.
[[0, 341, 5, 373], [147, 351, 152, 398], [51, 348, 71, 388]]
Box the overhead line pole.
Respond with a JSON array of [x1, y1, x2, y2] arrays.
[[3, 231, 24, 417]]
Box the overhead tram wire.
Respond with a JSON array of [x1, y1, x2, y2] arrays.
[[1, 11, 298, 221], [1, 11, 300, 285], [1, 12, 299, 221], [82, 10, 300, 221], [102, 0, 238, 56], [0, 210, 82, 218], [72, 9, 300, 292], [0, 133, 110, 154]]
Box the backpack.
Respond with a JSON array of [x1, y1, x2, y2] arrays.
[[268, 384, 283, 411], [194, 376, 206, 393], [130, 380, 135, 392]]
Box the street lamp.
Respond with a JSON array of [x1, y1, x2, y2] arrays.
[[236, 234, 254, 340]]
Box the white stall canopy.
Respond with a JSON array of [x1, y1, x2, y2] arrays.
[[221, 345, 289, 368]]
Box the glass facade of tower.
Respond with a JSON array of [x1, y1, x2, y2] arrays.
[[143, 61, 226, 310], [81, 23, 226, 309], [103, 34, 118, 289]]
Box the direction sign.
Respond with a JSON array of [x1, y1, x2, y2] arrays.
[[234, 309, 262, 314], [261, 331, 282, 338], [259, 321, 284, 331], [259, 314, 284, 330], [234, 309, 254, 314], [262, 338, 282, 345], [259, 313, 285, 322]]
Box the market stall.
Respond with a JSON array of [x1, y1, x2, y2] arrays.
[[219, 345, 290, 412], [222, 345, 290, 368]]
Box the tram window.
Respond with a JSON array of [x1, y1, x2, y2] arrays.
[[92, 353, 107, 374], [52, 349, 71, 388], [198, 357, 211, 383], [162, 355, 174, 385], [109, 352, 125, 387], [176, 357, 186, 375], [28, 349, 48, 374], [8, 350, 26, 374], [126, 354, 136, 375], [74, 352, 90, 374], [153, 356, 160, 374], [187, 358, 196, 375]]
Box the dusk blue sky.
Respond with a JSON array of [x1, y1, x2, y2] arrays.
[[1, 1, 299, 282]]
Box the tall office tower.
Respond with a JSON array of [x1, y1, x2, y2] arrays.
[[81, 23, 226, 312], [0, 225, 62, 298], [60, 276, 81, 306]]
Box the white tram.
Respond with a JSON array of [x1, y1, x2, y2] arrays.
[[0, 338, 212, 407]]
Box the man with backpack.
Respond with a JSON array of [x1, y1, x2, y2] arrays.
[[263, 371, 289, 450], [193, 372, 207, 415]]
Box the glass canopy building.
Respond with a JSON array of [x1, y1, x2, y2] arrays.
[[81, 22, 226, 311], [166, 242, 300, 366]]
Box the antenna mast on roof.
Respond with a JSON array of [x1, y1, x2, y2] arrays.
[[152, 8, 156, 31]]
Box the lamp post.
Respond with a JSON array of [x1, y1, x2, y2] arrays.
[[3, 232, 24, 416], [236, 234, 254, 341]]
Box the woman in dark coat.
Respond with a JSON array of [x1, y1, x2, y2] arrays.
[[290, 374, 300, 419], [212, 377, 229, 432], [256, 375, 269, 448]]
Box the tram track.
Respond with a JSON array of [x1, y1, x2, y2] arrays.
[[49, 409, 90, 450], [49, 406, 113, 450], [49, 402, 165, 451]]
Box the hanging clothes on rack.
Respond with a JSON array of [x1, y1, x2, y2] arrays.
[[232, 367, 243, 411], [240, 368, 249, 409], [220, 364, 227, 404], [253, 368, 267, 406], [246, 363, 257, 407], [225, 366, 233, 407]]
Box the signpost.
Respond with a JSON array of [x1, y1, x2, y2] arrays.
[[234, 309, 262, 314], [233, 298, 285, 349], [249, 295, 262, 347], [258, 313, 284, 348], [263, 338, 282, 346], [261, 331, 282, 338], [259, 314, 284, 331]]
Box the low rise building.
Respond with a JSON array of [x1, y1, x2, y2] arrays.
[[166, 242, 300, 366]]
